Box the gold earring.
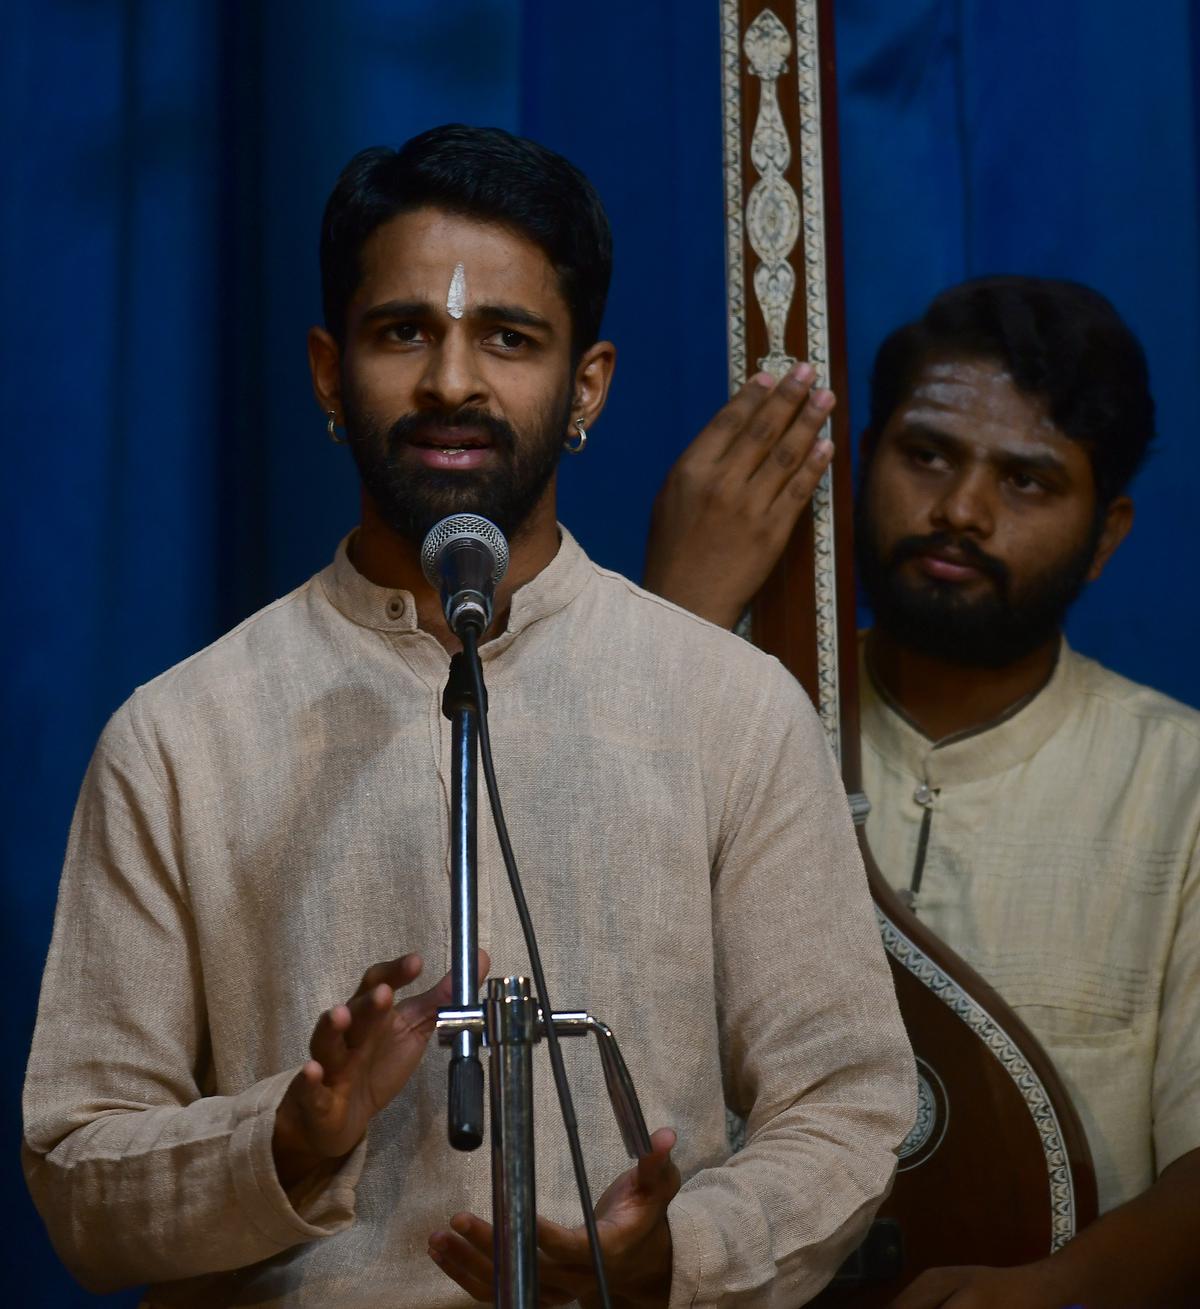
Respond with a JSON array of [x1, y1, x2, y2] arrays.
[[563, 417, 587, 454], [326, 410, 347, 445]]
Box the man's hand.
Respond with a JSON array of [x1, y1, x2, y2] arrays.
[[889, 1262, 1069, 1309], [428, 1125, 680, 1307], [273, 950, 489, 1188], [891, 1148, 1200, 1309], [643, 363, 836, 629]]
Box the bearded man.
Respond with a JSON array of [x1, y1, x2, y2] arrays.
[[22, 126, 915, 1308], [646, 276, 1200, 1307]]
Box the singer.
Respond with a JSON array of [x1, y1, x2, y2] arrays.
[[23, 126, 915, 1307]]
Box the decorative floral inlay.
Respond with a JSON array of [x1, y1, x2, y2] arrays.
[[743, 9, 800, 378]]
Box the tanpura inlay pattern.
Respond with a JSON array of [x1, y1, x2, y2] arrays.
[[743, 9, 800, 378], [877, 910, 1079, 1249], [721, 0, 840, 756], [720, 4, 748, 392], [790, 0, 840, 756]]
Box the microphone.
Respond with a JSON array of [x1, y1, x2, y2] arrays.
[[420, 514, 510, 638]]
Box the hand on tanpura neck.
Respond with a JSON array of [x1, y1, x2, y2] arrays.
[[643, 363, 835, 628]]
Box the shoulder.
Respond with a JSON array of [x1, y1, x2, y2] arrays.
[[1066, 647, 1200, 750], [572, 563, 830, 778], [581, 562, 808, 702], [120, 572, 328, 739]]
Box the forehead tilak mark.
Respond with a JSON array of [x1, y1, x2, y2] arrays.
[[446, 262, 466, 319]]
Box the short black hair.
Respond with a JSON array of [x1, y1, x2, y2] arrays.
[[319, 124, 612, 356], [863, 276, 1155, 501]]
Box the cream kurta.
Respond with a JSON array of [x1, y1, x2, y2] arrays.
[[24, 532, 914, 1308], [861, 640, 1200, 1214]]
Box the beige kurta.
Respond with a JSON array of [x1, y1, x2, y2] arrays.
[[860, 640, 1200, 1214], [24, 531, 915, 1308]]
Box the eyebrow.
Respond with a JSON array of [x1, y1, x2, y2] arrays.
[[473, 303, 554, 333], [360, 299, 436, 325], [360, 298, 554, 333], [898, 422, 1070, 474]]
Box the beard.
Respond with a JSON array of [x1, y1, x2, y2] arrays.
[[341, 387, 572, 545], [855, 477, 1102, 669]]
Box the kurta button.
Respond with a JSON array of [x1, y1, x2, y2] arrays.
[[387, 597, 405, 618]]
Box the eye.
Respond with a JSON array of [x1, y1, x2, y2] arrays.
[[384, 323, 424, 343], [488, 328, 529, 351], [1007, 470, 1048, 494], [905, 444, 948, 470]]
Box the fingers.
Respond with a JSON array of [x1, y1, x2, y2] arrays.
[[743, 382, 836, 506], [888, 1266, 976, 1308], [763, 386, 835, 480], [429, 1215, 579, 1306], [687, 372, 779, 463], [532, 1212, 589, 1263], [354, 952, 424, 998], [721, 362, 834, 482], [429, 1218, 496, 1302], [309, 982, 393, 1071], [311, 945, 466, 1077], [771, 429, 835, 512], [396, 945, 492, 1032], [635, 1126, 680, 1195]]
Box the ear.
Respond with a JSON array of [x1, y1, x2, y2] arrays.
[[570, 341, 617, 431], [1086, 495, 1134, 582], [307, 326, 344, 420]]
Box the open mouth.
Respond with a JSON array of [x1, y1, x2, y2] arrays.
[[410, 428, 493, 452], [410, 434, 486, 450], [406, 428, 497, 469]]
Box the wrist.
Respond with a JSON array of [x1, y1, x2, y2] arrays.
[[625, 1217, 673, 1307], [1020, 1251, 1084, 1308], [272, 1082, 326, 1189]]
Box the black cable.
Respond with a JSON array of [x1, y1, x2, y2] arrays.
[[462, 628, 613, 1308]]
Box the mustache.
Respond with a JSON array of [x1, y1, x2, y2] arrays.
[[384, 406, 517, 454], [888, 532, 1009, 588]]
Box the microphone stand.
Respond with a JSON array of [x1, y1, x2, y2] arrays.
[[435, 643, 652, 1309], [442, 652, 485, 1152]]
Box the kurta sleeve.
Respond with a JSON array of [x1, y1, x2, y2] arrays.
[[21, 697, 366, 1293], [666, 662, 916, 1307], [1151, 831, 1200, 1173]]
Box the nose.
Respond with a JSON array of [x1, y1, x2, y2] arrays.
[[415, 328, 488, 412], [930, 466, 995, 538]]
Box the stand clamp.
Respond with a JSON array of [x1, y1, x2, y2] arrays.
[[438, 977, 653, 1309]]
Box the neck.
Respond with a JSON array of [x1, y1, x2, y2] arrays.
[[866, 628, 1060, 741], [349, 489, 562, 653]]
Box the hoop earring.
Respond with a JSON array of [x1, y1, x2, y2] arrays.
[[564, 417, 587, 454], [326, 410, 347, 445]]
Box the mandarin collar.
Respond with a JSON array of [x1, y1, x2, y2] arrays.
[[317, 525, 592, 655], [859, 634, 1079, 786]]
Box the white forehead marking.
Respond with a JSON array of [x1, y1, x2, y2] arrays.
[[446, 262, 466, 319]]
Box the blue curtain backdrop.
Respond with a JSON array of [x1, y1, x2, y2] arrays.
[[4, 3, 1197, 1301]]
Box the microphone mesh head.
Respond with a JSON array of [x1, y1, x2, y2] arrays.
[[419, 514, 510, 588]]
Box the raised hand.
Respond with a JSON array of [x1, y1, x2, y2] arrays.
[[428, 1125, 680, 1306], [273, 950, 488, 1187], [643, 363, 836, 629]]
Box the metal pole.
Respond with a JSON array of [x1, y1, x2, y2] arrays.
[[443, 653, 484, 1150], [486, 976, 539, 1308]]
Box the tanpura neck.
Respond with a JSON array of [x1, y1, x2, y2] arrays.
[[866, 630, 1060, 742]]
